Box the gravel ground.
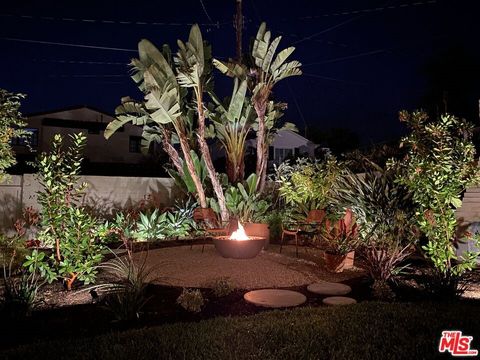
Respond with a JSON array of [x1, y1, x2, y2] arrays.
[[134, 244, 365, 290]]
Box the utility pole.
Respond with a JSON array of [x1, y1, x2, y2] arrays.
[[234, 0, 243, 62]]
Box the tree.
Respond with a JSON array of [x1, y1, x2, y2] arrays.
[[0, 89, 26, 182], [213, 22, 302, 192]]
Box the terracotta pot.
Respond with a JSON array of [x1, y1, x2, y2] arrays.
[[344, 251, 355, 269], [324, 251, 355, 273], [243, 223, 270, 249]]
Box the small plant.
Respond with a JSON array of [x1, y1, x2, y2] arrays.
[[224, 173, 270, 222], [177, 288, 204, 313], [322, 209, 359, 255], [1, 236, 46, 318], [212, 277, 234, 298], [94, 244, 156, 322], [134, 208, 196, 241]]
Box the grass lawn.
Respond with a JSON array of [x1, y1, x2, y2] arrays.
[[2, 301, 479, 360]]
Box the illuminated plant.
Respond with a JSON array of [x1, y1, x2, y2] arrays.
[[389, 111, 480, 293]]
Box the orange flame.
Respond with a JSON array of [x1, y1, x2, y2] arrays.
[[229, 222, 250, 241]]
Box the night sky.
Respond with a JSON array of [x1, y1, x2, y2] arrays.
[[1, 0, 479, 145]]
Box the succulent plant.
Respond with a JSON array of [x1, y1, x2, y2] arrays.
[[322, 209, 359, 255]]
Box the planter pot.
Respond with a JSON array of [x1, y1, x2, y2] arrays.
[[243, 223, 270, 249], [344, 251, 355, 269], [324, 250, 355, 273]]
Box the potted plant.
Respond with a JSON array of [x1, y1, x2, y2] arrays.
[[322, 209, 359, 272], [225, 174, 271, 247]]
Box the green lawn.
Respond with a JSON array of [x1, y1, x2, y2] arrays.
[[2, 301, 479, 360]]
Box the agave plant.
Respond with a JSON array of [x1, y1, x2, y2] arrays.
[[213, 22, 302, 192], [322, 209, 359, 255]]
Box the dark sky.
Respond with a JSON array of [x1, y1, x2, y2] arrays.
[[1, 0, 479, 145]]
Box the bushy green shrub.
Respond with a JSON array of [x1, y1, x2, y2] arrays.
[[389, 111, 480, 294], [176, 288, 204, 313], [275, 157, 342, 216]]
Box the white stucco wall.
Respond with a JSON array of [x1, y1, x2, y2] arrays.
[[0, 174, 181, 229]]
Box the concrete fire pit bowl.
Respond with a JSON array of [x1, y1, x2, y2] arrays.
[[213, 236, 265, 259]]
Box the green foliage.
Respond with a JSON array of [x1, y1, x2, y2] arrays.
[[275, 158, 341, 214], [225, 173, 270, 222], [176, 288, 204, 313], [134, 209, 196, 242], [322, 209, 359, 255], [33, 133, 105, 289], [389, 111, 480, 280], [211, 277, 234, 298], [0, 89, 26, 183], [168, 150, 208, 195], [2, 242, 46, 318], [95, 248, 155, 322]]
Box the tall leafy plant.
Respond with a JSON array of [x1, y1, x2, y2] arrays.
[[0, 89, 26, 183], [213, 22, 302, 192], [388, 111, 480, 288], [35, 133, 105, 290]]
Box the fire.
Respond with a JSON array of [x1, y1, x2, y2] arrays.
[[229, 222, 250, 241]]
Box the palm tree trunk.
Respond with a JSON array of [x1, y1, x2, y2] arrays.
[[196, 92, 229, 222]]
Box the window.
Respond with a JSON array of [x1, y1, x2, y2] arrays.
[[11, 128, 38, 147], [129, 136, 142, 153]]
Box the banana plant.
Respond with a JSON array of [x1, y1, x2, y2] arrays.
[[208, 79, 255, 183], [213, 22, 302, 193], [174, 25, 229, 221], [103, 35, 209, 209]]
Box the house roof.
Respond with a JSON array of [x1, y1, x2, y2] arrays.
[[26, 105, 113, 118]]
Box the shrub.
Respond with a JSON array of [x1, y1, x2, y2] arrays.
[[389, 111, 480, 296], [275, 157, 342, 216], [1, 238, 46, 318], [331, 167, 418, 297], [95, 246, 155, 322], [212, 277, 234, 297], [0, 89, 27, 183], [33, 133, 105, 290], [134, 208, 196, 241], [176, 288, 204, 313]]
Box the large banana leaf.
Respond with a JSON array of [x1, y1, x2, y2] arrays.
[[104, 101, 151, 139]]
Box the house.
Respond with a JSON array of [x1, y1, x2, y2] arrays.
[[246, 129, 320, 167], [12, 105, 155, 175]]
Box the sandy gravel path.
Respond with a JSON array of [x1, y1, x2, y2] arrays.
[[134, 245, 364, 290]]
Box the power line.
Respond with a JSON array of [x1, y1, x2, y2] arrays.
[[292, 15, 363, 45], [2, 37, 138, 52], [302, 72, 367, 85], [33, 59, 128, 66], [289, 0, 437, 21], [198, 0, 214, 23], [303, 49, 386, 67], [0, 13, 223, 27]]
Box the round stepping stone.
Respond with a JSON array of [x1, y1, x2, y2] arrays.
[[307, 281, 352, 296], [322, 296, 357, 306], [244, 289, 306, 308]]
